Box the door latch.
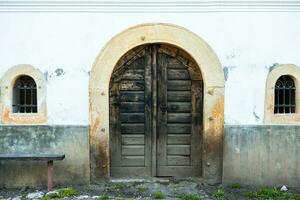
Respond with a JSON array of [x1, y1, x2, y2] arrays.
[[160, 104, 168, 113]]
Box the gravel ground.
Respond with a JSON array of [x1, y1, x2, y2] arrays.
[[0, 178, 298, 200]]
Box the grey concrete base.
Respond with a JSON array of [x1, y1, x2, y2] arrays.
[[223, 125, 300, 187], [0, 125, 90, 188]]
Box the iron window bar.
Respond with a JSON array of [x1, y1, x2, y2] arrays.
[[12, 75, 38, 113], [274, 75, 296, 114]]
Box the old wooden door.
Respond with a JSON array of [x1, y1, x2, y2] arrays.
[[110, 44, 203, 177]]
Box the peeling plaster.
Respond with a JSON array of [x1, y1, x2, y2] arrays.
[[55, 68, 65, 76], [268, 63, 280, 72], [253, 106, 260, 122], [223, 66, 236, 81]]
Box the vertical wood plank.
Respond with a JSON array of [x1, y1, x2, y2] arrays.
[[157, 51, 168, 167], [191, 80, 203, 167], [109, 81, 122, 166], [151, 45, 157, 176], [144, 46, 152, 169]]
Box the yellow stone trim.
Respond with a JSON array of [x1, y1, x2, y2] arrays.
[[89, 23, 224, 183], [264, 64, 300, 124], [0, 64, 47, 124]]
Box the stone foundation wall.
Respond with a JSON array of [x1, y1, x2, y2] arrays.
[[223, 125, 300, 186], [0, 125, 90, 188]]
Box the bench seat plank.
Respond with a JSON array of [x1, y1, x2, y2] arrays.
[[0, 154, 65, 161]]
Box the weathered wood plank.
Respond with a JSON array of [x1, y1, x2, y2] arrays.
[[121, 123, 145, 134], [122, 145, 145, 156], [120, 102, 144, 112], [168, 134, 191, 145], [151, 45, 158, 176], [120, 92, 144, 102], [144, 46, 152, 169], [167, 91, 191, 102], [122, 135, 145, 145], [119, 80, 145, 91], [109, 82, 122, 166], [0, 154, 65, 161], [167, 59, 186, 69], [168, 113, 191, 123], [157, 52, 168, 167], [120, 113, 145, 123], [167, 80, 191, 91], [121, 69, 144, 80], [167, 124, 191, 134], [167, 156, 190, 166], [122, 156, 145, 166], [167, 145, 191, 155], [131, 57, 147, 69], [191, 80, 203, 166], [167, 102, 191, 113], [167, 69, 190, 80]]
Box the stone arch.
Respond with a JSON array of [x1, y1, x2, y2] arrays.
[[0, 64, 47, 124], [264, 64, 300, 124], [89, 23, 224, 184]]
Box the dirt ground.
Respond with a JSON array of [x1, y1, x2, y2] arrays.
[[0, 178, 299, 200]]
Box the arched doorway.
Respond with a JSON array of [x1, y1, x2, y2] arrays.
[[109, 44, 203, 177], [89, 23, 224, 184]]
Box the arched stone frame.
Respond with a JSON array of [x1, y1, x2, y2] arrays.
[[264, 64, 300, 124], [0, 64, 47, 124], [89, 23, 225, 184]]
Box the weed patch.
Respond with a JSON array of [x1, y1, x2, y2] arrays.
[[57, 187, 77, 198], [98, 193, 109, 200], [152, 191, 166, 199], [213, 189, 225, 199], [243, 188, 300, 200], [177, 193, 201, 200], [231, 183, 242, 189]]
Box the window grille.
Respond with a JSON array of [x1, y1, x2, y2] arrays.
[[13, 75, 37, 113], [274, 75, 296, 114]]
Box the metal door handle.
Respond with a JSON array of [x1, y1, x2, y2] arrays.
[[160, 104, 167, 113]]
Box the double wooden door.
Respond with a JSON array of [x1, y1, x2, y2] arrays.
[[110, 44, 203, 177]]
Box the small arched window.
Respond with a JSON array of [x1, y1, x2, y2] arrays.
[[274, 75, 296, 114], [12, 75, 37, 113]]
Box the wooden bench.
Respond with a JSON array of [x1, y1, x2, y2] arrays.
[[0, 154, 65, 191]]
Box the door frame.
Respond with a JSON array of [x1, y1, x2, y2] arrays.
[[89, 23, 224, 184]]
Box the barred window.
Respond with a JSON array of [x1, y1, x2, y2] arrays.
[[13, 75, 37, 113], [274, 75, 296, 114]]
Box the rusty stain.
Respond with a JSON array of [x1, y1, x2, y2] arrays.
[[2, 107, 47, 124], [212, 99, 224, 120]]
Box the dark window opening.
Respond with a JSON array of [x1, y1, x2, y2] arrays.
[[274, 75, 296, 114], [13, 75, 37, 113]]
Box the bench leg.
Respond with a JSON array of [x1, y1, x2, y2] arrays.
[[47, 160, 54, 191]]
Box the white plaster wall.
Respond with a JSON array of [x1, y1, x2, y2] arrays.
[[0, 12, 300, 125]]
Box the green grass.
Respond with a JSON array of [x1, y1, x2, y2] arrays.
[[177, 193, 201, 200], [231, 183, 242, 189], [136, 184, 147, 193], [42, 187, 77, 199], [109, 183, 128, 193], [243, 188, 300, 200], [40, 197, 51, 200], [57, 187, 77, 198], [98, 193, 110, 200], [152, 191, 166, 199], [213, 189, 225, 199]]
